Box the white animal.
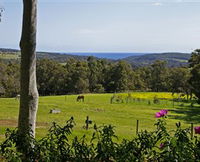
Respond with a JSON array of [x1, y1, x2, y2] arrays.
[[15, 94, 20, 100]]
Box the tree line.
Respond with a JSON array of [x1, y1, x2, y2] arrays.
[[0, 49, 200, 101]]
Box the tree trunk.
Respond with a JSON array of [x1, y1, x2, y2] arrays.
[[18, 0, 38, 137]]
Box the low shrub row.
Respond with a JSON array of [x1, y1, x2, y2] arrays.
[[1, 116, 200, 161]]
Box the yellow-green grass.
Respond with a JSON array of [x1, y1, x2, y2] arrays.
[[119, 92, 181, 99], [0, 92, 199, 142], [0, 53, 20, 60]]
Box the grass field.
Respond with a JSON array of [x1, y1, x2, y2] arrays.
[[0, 53, 20, 60], [0, 92, 200, 142]]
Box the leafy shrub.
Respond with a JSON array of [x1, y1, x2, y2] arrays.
[[153, 95, 160, 104], [1, 117, 200, 161]]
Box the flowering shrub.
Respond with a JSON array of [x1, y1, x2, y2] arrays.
[[155, 109, 168, 118], [159, 143, 164, 149], [1, 117, 200, 161], [194, 126, 200, 134]]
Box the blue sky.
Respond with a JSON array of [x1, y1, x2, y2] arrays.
[[0, 0, 200, 53]]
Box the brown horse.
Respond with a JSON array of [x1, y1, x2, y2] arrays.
[[77, 95, 84, 102]]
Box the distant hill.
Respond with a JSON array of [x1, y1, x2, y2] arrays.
[[0, 48, 19, 53], [36, 52, 89, 62], [0, 48, 92, 62], [122, 52, 191, 67], [0, 48, 191, 67]]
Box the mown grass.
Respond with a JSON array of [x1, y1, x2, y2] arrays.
[[0, 92, 200, 142]]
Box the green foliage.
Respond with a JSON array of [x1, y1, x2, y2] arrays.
[[149, 60, 169, 92], [37, 59, 68, 95], [0, 61, 20, 97], [169, 67, 192, 99], [1, 118, 200, 161], [189, 49, 200, 103], [0, 53, 198, 104]]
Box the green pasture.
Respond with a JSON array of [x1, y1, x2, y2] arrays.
[[0, 53, 20, 60], [0, 92, 200, 142]]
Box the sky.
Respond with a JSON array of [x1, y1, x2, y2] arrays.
[[0, 0, 200, 53]]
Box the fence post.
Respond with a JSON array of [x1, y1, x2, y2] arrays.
[[191, 123, 194, 139], [85, 116, 89, 130], [136, 120, 139, 135]]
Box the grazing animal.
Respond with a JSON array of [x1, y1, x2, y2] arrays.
[[15, 94, 20, 100], [77, 95, 84, 102]]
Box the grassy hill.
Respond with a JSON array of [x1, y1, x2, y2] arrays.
[[0, 49, 21, 61], [122, 52, 191, 67], [0, 48, 90, 63], [0, 92, 199, 141]]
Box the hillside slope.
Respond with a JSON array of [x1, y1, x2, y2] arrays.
[[0, 48, 191, 67], [0, 48, 90, 62], [122, 52, 191, 67]]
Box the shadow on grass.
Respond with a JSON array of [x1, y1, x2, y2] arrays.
[[169, 104, 200, 124], [152, 100, 200, 124]]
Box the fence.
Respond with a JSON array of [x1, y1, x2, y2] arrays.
[[0, 116, 196, 140]]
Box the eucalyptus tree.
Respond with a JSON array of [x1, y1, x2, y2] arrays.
[[189, 49, 200, 103], [105, 61, 134, 92], [149, 60, 169, 92], [18, 0, 39, 139], [169, 67, 192, 99]]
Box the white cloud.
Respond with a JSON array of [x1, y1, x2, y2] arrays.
[[176, 0, 183, 2], [152, 2, 163, 6]]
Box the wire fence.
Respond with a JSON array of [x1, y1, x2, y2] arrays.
[[0, 116, 196, 140]]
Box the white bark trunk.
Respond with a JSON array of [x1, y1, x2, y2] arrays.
[[18, 0, 38, 137]]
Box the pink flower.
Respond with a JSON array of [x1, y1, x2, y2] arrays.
[[155, 112, 165, 118], [155, 109, 168, 118], [194, 126, 200, 134], [160, 109, 168, 115], [160, 143, 164, 149]]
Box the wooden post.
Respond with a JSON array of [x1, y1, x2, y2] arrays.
[[126, 97, 128, 104], [85, 116, 89, 130], [191, 123, 194, 139], [136, 120, 139, 135], [110, 96, 114, 104]]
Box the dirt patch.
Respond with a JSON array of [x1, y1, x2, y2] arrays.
[[89, 108, 105, 112], [0, 119, 49, 128], [95, 108, 105, 112], [36, 122, 49, 128], [0, 119, 16, 127]]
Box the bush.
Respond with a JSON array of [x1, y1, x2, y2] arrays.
[[1, 117, 200, 161], [93, 84, 105, 93], [153, 95, 160, 104]]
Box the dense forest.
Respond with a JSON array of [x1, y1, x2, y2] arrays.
[[0, 49, 200, 101]]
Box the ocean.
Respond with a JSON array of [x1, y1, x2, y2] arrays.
[[65, 52, 146, 60]]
